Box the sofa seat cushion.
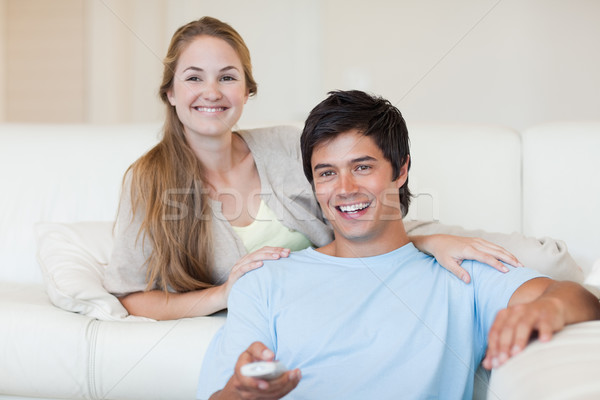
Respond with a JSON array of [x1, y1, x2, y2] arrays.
[[0, 282, 93, 398], [0, 282, 226, 400]]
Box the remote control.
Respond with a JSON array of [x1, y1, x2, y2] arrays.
[[240, 361, 288, 380]]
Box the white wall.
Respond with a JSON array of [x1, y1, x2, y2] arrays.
[[320, 0, 600, 130], [85, 0, 167, 123], [1, 0, 599, 129], [0, 0, 6, 121], [4, 0, 85, 122]]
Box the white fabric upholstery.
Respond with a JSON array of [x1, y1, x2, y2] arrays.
[[0, 123, 161, 284], [522, 122, 600, 275], [35, 221, 150, 321], [407, 123, 521, 233], [1, 121, 599, 400], [0, 282, 225, 400], [0, 283, 91, 399], [488, 321, 600, 400]]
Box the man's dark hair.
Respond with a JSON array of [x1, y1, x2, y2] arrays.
[[300, 90, 412, 216]]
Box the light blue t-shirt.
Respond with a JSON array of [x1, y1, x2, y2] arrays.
[[197, 243, 542, 400]]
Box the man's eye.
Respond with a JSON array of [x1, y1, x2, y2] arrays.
[[356, 165, 371, 171], [319, 170, 335, 177]]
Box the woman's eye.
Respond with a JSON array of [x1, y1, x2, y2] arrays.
[[221, 75, 237, 82], [186, 76, 201, 82]]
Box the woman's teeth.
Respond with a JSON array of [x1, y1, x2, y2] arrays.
[[195, 107, 225, 113]]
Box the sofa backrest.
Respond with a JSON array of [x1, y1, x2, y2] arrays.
[[522, 122, 600, 274], [407, 123, 521, 233], [0, 123, 161, 283], [0, 122, 525, 284]]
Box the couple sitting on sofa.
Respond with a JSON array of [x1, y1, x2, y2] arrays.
[[102, 17, 598, 399], [105, 16, 578, 320]]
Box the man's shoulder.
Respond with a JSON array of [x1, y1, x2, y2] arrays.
[[466, 261, 547, 307], [240, 249, 317, 281], [261, 248, 317, 271], [467, 260, 546, 281]]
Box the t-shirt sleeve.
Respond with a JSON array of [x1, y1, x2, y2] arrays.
[[197, 271, 274, 400], [470, 261, 546, 341]]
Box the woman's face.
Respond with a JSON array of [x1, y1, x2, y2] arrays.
[[167, 35, 249, 139]]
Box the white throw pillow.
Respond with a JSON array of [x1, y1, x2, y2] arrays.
[[35, 221, 152, 321]]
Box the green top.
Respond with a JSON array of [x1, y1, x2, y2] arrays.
[[232, 200, 313, 253]]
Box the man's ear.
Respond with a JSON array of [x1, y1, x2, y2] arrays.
[[394, 155, 410, 189]]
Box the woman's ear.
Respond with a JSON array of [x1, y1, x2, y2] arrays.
[[167, 89, 176, 106]]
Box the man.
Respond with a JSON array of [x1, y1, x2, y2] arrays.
[[197, 90, 600, 400]]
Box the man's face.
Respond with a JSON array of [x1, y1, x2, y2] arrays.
[[311, 129, 408, 247]]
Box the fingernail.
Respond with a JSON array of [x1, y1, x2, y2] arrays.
[[511, 345, 521, 356], [258, 381, 268, 390], [262, 349, 274, 359], [501, 266, 509, 273], [499, 352, 508, 363], [492, 358, 500, 368], [461, 274, 469, 283], [517, 262, 524, 267]]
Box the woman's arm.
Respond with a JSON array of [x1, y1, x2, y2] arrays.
[[119, 246, 291, 320], [407, 220, 583, 283], [410, 234, 521, 283], [119, 287, 227, 320]]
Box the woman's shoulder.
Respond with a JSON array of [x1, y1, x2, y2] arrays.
[[238, 125, 302, 154]]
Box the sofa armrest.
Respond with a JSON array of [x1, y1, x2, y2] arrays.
[[487, 320, 600, 399]]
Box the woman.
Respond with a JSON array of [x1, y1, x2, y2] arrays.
[[103, 17, 568, 320]]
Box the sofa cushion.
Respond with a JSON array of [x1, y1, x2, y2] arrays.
[[35, 221, 151, 321], [407, 123, 522, 234], [0, 282, 93, 398], [0, 123, 161, 285], [487, 320, 600, 399], [522, 122, 600, 275], [0, 282, 226, 400]]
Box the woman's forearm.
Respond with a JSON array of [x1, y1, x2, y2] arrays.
[[119, 285, 227, 320]]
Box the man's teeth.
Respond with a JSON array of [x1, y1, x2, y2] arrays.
[[195, 107, 225, 113], [338, 202, 370, 213]]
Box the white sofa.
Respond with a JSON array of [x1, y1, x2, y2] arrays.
[[1, 122, 599, 400]]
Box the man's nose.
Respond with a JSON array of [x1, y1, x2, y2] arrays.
[[337, 172, 358, 194]]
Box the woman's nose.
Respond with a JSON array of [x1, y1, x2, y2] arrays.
[[202, 81, 222, 101]]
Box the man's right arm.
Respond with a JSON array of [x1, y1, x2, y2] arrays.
[[483, 277, 600, 369], [209, 342, 301, 400], [197, 269, 301, 400]]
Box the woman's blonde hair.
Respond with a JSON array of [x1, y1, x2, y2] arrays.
[[125, 16, 257, 293]]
